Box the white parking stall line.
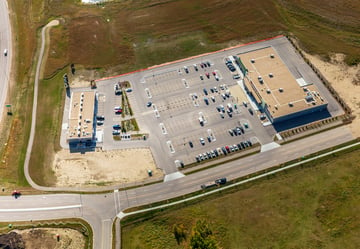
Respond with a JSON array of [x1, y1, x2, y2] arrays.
[[145, 88, 152, 98], [182, 79, 190, 88], [159, 123, 167, 134], [207, 128, 216, 141], [166, 141, 175, 153], [154, 109, 160, 118]]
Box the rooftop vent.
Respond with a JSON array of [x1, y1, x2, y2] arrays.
[[288, 102, 293, 107], [266, 89, 271, 94], [279, 88, 284, 92], [274, 105, 278, 110], [269, 73, 273, 78], [250, 59, 255, 63], [270, 54, 275, 58]]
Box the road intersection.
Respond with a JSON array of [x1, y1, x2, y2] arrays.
[[0, 3, 357, 249]]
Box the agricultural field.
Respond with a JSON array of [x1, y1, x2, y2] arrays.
[[121, 148, 360, 249], [1, 0, 360, 186]]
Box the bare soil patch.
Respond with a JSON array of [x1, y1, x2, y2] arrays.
[[304, 52, 360, 136], [0, 228, 85, 249], [52, 148, 163, 187]]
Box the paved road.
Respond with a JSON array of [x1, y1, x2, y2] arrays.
[[0, 6, 355, 248], [0, 125, 355, 249], [0, 0, 12, 123]]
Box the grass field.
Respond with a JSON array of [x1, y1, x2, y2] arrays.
[[121, 148, 360, 249], [0, 0, 359, 189]]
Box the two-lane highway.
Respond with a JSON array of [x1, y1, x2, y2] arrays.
[[0, 0, 12, 123]]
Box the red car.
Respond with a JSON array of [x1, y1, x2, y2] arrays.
[[12, 190, 21, 199], [205, 72, 210, 78], [115, 109, 122, 114], [212, 71, 216, 76], [225, 146, 230, 153]]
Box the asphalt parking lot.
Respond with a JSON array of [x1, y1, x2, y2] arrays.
[[62, 36, 343, 175]]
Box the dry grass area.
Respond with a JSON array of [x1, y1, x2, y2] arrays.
[[51, 148, 163, 187], [1, 0, 359, 190]]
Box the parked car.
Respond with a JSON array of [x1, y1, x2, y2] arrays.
[[113, 124, 121, 130], [3, 49, 7, 56], [248, 108, 254, 115], [204, 98, 209, 105], [112, 130, 120, 135], [200, 75, 204, 80], [189, 141, 194, 148], [147, 101, 152, 107], [96, 115, 105, 120], [203, 88, 208, 95], [200, 137, 205, 145]]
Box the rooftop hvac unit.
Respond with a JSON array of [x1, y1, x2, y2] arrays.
[[288, 102, 293, 107], [80, 107, 83, 112], [270, 54, 275, 58], [266, 89, 271, 94], [79, 114, 82, 119], [274, 105, 278, 110], [81, 92, 84, 97], [279, 88, 284, 92], [77, 131, 81, 137], [250, 59, 255, 63], [269, 73, 273, 78], [303, 87, 308, 92]]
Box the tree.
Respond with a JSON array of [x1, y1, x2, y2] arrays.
[[173, 223, 186, 245], [190, 220, 218, 249]]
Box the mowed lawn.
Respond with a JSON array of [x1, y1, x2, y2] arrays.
[[122, 149, 360, 249]]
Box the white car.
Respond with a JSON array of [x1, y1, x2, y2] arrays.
[[4, 49, 7, 56]]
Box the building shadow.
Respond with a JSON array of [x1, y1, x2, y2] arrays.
[[69, 141, 97, 154], [273, 109, 332, 132], [66, 87, 71, 98]]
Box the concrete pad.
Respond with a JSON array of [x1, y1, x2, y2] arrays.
[[260, 142, 280, 152], [164, 172, 185, 182]]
